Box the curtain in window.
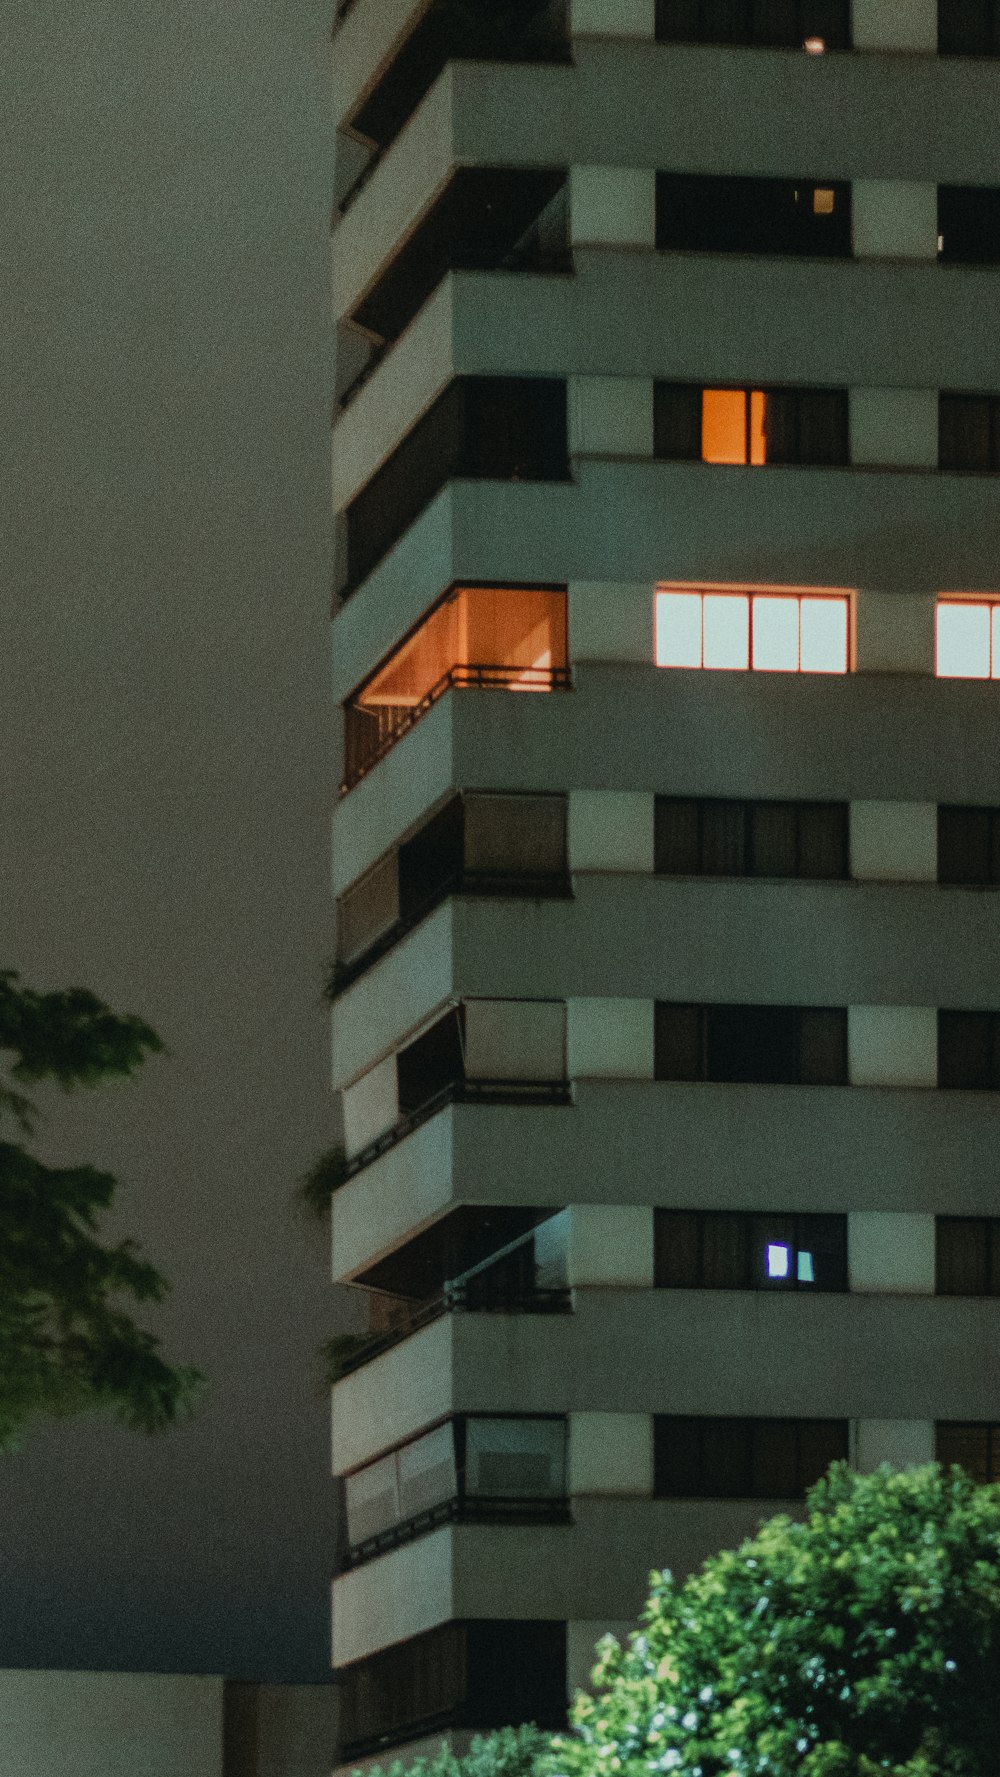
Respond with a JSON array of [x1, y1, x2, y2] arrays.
[[338, 853, 401, 966], [653, 383, 702, 460], [700, 800, 747, 873], [701, 1212, 751, 1287], [936, 1422, 994, 1484], [340, 1623, 466, 1751], [766, 389, 847, 465], [749, 802, 798, 876], [464, 1417, 566, 1499], [463, 794, 567, 880], [797, 1419, 849, 1487], [797, 802, 848, 879], [938, 1011, 998, 1089], [345, 1452, 401, 1547], [936, 1218, 989, 1295], [653, 1209, 701, 1286], [654, 1416, 705, 1495], [939, 395, 994, 471], [797, 1008, 848, 1084], [462, 999, 566, 1082], [654, 1003, 706, 1080], [397, 1422, 458, 1522], [750, 1418, 798, 1494], [654, 798, 702, 874]]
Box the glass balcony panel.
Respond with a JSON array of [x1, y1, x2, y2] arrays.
[[464, 1416, 567, 1500]]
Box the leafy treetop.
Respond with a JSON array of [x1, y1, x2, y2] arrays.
[[548, 1462, 1000, 1777]]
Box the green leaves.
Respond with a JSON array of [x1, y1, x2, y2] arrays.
[[0, 970, 200, 1449], [353, 1724, 553, 1777], [548, 1465, 1000, 1777]]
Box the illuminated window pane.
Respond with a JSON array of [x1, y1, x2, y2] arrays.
[[767, 1243, 790, 1279], [749, 390, 767, 465], [702, 390, 748, 464], [703, 595, 750, 669], [752, 597, 799, 671], [797, 1251, 815, 1283], [992, 608, 1000, 680], [937, 603, 991, 678], [656, 592, 702, 667], [813, 187, 835, 214], [800, 598, 848, 673]]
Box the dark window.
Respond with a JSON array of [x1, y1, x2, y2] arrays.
[[654, 383, 848, 466], [654, 1002, 848, 1085], [397, 1009, 466, 1114], [655, 796, 848, 878], [939, 1, 1000, 55], [938, 805, 1000, 884], [338, 1619, 567, 1759], [656, 172, 851, 258], [939, 395, 1000, 472], [346, 0, 569, 159], [939, 186, 1000, 265], [938, 1010, 1000, 1089], [654, 1416, 848, 1498], [350, 168, 569, 346], [342, 378, 568, 597], [655, 0, 850, 46], [937, 1218, 1000, 1296], [936, 1422, 1000, 1484], [655, 1209, 848, 1290]]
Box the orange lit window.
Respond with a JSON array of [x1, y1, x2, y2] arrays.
[[701, 389, 768, 464], [936, 600, 1000, 679], [655, 588, 849, 674], [343, 586, 568, 790]]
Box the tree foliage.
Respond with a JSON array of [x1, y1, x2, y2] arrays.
[[354, 1724, 553, 1777], [0, 970, 202, 1449], [549, 1463, 1000, 1777]]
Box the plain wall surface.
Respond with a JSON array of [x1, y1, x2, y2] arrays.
[[0, 1672, 224, 1777], [0, 2, 339, 1677]]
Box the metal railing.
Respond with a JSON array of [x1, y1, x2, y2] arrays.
[[341, 1076, 572, 1185], [341, 1492, 572, 1570], [329, 868, 571, 998], [342, 662, 571, 794]]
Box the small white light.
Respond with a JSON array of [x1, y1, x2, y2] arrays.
[[804, 35, 825, 54], [797, 1251, 815, 1283], [938, 234, 945, 252], [767, 1243, 790, 1279]]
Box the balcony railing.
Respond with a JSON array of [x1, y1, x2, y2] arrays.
[[342, 662, 571, 793], [330, 1227, 573, 1381], [340, 1491, 571, 1571], [341, 1076, 572, 1187], [329, 868, 572, 998]]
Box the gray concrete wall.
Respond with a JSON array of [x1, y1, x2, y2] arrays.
[[0, 1, 338, 1677], [0, 1671, 224, 1777]]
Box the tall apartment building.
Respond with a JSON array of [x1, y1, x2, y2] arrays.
[[328, 0, 1000, 1765]]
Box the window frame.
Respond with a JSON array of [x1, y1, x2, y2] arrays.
[[654, 585, 852, 674], [654, 1207, 848, 1292], [935, 598, 1000, 680], [654, 795, 849, 880], [653, 1414, 849, 1499]]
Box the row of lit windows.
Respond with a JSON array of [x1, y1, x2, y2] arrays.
[[656, 590, 1000, 678]]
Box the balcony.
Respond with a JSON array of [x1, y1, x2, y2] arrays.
[[339, 169, 569, 408], [339, 378, 569, 600], [331, 791, 570, 995], [329, 1219, 573, 1381], [340, 0, 569, 197], [339, 1411, 570, 1570], [341, 584, 569, 790]]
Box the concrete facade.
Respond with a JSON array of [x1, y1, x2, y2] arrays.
[[330, 4, 1000, 1766]]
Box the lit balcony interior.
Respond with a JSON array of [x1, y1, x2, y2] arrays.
[[937, 600, 1000, 678], [343, 585, 568, 787], [345, 168, 568, 372], [702, 388, 768, 464], [655, 586, 850, 673]]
